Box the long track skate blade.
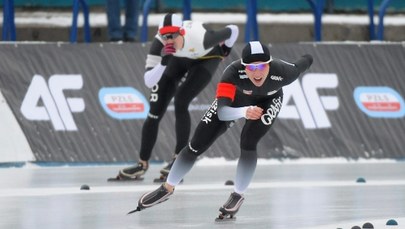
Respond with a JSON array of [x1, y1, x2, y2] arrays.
[[153, 177, 166, 183], [127, 207, 142, 215], [215, 214, 236, 222], [215, 216, 236, 222], [153, 177, 184, 183], [153, 174, 168, 183], [107, 177, 144, 182]]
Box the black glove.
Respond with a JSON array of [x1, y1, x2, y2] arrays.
[[302, 54, 313, 66], [161, 55, 172, 66], [161, 43, 175, 66], [295, 54, 313, 72], [220, 44, 232, 57]]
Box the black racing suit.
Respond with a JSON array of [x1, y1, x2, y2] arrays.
[[139, 21, 237, 161], [166, 55, 313, 194]]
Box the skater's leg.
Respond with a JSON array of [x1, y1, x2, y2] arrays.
[[217, 134, 261, 217], [139, 78, 177, 161], [133, 118, 226, 211], [233, 95, 282, 192], [118, 75, 178, 180], [138, 59, 188, 163], [135, 99, 228, 210], [158, 60, 221, 178], [166, 99, 229, 187], [232, 120, 270, 192], [173, 58, 221, 155], [158, 59, 220, 178], [166, 145, 198, 186], [234, 149, 257, 194], [218, 96, 282, 217]]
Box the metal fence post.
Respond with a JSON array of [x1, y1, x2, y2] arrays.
[[306, 0, 325, 42], [367, 0, 392, 41], [2, 0, 16, 41], [245, 0, 259, 42]]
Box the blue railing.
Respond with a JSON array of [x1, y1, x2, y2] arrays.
[[2, 0, 92, 42], [246, 0, 326, 42], [306, 0, 325, 41], [0, 0, 395, 42], [245, 0, 259, 42], [306, 0, 393, 41], [2, 0, 16, 41], [70, 0, 92, 43], [367, 0, 393, 40]]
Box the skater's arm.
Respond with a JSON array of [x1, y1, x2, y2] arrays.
[[143, 37, 169, 88], [217, 105, 249, 121], [203, 25, 239, 50], [216, 86, 262, 121], [144, 63, 166, 88], [217, 102, 263, 121], [295, 54, 313, 73], [278, 54, 313, 86], [145, 37, 164, 69], [215, 82, 244, 121]]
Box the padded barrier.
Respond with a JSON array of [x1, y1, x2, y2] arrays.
[[0, 42, 404, 162]]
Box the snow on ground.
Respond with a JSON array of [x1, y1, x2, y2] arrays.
[[0, 11, 405, 27]]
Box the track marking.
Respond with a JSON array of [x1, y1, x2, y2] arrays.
[[1, 180, 405, 197]]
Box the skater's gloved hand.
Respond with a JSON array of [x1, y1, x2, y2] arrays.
[[161, 43, 176, 66], [163, 43, 176, 55], [245, 106, 263, 120], [220, 44, 232, 57], [295, 54, 314, 72], [224, 25, 239, 48], [161, 55, 172, 66]]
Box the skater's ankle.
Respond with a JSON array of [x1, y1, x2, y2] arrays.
[[139, 160, 148, 168], [163, 183, 175, 193]]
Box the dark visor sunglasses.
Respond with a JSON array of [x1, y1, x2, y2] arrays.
[[160, 32, 181, 40]]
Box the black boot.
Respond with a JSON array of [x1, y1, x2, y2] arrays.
[[217, 192, 244, 219], [118, 162, 148, 180], [128, 184, 174, 214], [160, 157, 176, 176]]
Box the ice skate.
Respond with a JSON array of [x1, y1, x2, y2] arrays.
[[215, 192, 244, 221], [107, 162, 148, 182], [127, 184, 174, 214], [153, 174, 168, 183], [160, 157, 176, 176], [153, 174, 184, 183], [153, 158, 183, 183]]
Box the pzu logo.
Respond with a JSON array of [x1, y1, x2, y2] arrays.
[[20, 74, 85, 131]]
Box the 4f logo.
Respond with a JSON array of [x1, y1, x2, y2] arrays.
[[280, 73, 339, 129], [20, 74, 85, 131]]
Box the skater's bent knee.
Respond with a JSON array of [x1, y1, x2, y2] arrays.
[[187, 143, 201, 156]]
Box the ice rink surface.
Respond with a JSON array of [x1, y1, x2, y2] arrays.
[[1, 160, 404, 229]]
